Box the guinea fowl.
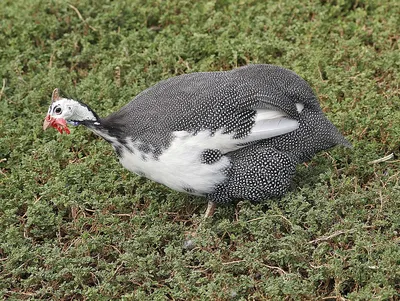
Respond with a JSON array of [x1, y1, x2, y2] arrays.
[[43, 64, 351, 217]]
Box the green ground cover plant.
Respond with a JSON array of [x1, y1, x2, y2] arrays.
[[1, 0, 399, 299]]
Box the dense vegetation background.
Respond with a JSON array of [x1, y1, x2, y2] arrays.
[[1, 0, 399, 299]]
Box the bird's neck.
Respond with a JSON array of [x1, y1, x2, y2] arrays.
[[72, 101, 127, 146]]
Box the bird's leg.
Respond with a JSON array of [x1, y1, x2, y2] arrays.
[[204, 201, 216, 218], [184, 201, 216, 245]]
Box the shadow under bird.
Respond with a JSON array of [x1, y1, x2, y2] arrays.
[[43, 64, 351, 217]]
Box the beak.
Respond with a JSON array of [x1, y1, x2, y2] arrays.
[[43, 115, 52, 130]]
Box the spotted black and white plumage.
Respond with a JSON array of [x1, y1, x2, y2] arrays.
[[207, 144, 298, 203], [43, 64, 351, 213]]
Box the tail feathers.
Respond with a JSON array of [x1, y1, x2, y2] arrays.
[[263, 110, 351, 163], [317, 116, 352, 149], [331, 127, 352, 149]]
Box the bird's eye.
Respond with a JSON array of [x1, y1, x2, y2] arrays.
[[54, 107, 62, 114]]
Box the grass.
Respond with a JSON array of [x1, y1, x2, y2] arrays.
[[1, 0, 399, 299]]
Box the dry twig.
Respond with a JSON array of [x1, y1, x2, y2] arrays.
[[68, 3, 97, 31], [309, 226, 375, 244], [0, 79, 6, 101], [368, 153, 394, 164], [309, 229, 355, 244]]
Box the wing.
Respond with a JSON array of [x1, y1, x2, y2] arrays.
[[101, 65, 313, 154]]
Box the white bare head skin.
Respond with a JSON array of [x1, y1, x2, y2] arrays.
[[43, 88, 98, 134], [47, 88, 97, 122], [47, 98, 97, 122]]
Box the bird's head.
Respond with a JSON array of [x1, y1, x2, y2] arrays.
[[43, 88, 98, 134]]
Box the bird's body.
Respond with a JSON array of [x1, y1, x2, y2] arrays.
[[43, 64, 351, 214]]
